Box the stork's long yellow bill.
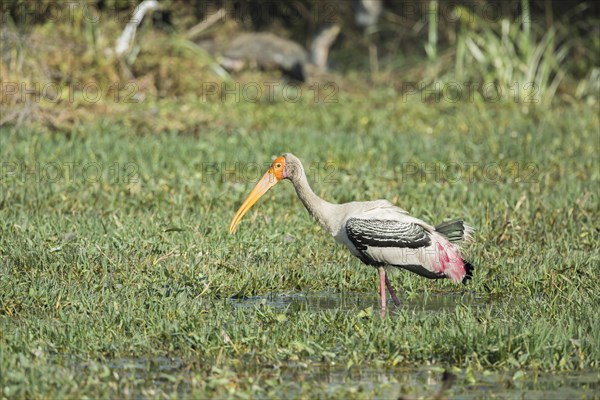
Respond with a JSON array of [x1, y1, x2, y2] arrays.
[[229, 156, 286, 233], [229, 170, 278, 233]]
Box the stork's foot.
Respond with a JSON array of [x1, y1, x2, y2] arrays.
[[384, 274, 401, 306]]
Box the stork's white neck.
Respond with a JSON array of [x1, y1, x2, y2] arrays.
[[289, 167, 339, 235]]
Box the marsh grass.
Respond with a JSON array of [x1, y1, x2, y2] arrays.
[[452, 2, 600, 106], [1, 88, 599, 398]]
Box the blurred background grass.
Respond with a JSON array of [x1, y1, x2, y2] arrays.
[[1, 0, 598, 132]]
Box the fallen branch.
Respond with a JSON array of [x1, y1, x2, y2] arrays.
[[185, 8, 227, 41], [114, 0, 161, 58]]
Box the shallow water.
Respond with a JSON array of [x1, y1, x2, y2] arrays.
[[228, 290, 486, 313], [101, 355, 599, 399], [290, 365, 599, 399], [77, 292, 598, 398]]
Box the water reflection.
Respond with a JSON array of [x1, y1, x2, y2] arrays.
[[228, 291, 486, 313]]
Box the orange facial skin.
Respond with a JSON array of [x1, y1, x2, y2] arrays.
[[270, 156, 286, 181]]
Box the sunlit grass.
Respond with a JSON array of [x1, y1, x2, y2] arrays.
[[0, 89, 598, 398]]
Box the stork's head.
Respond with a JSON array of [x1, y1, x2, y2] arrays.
[[229, 153, 302, 233]]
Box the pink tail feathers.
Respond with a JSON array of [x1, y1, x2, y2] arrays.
[[432, 236, 471, 283]]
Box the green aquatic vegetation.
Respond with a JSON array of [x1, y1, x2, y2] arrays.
[[0, 91, 598, 398]]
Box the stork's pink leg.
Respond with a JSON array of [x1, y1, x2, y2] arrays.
[[384, 274, 401, 306], [378, 267, 387, 316]]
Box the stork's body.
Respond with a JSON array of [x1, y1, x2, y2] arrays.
[[230, 154, 474, 314]]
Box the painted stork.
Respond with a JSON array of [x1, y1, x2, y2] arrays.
[[229, 154, 474, 314]]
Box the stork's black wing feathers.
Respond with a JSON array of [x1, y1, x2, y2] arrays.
[[345, 218, 431, 252], [435, 220, 467, 243]]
